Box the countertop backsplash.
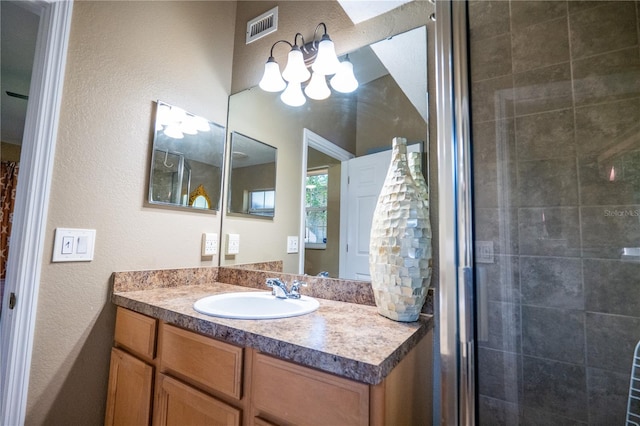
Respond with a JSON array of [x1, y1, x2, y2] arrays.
[[112, 261, 433, 314]]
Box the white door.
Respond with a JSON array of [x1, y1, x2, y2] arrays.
[[340, 143, 421, 280]]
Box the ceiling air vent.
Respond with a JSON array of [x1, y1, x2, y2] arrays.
[[246, 7, 278, 44]]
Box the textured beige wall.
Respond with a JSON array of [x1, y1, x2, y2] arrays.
[[25, 1, 236, 424]]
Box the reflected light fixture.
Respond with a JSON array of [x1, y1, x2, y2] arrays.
[[280, 81, 306, 107], [330, 54, 359, 93], [156, 102, 211, 139], [305, 70, 331, 100], [258, 23, 358, 107]]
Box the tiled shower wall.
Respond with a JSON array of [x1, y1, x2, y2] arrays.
[[469, 1, 640, 424]]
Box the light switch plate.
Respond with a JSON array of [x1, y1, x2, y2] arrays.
[[202, 233, 218, 256], [226, 233, 240, 255], [52, 228, 96, 262], [287, 236, 299, 254]]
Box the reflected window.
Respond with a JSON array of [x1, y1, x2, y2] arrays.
[[248, 189, 275, 216], [305, 169, 328, 249]]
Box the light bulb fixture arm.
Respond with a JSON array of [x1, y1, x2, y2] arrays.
[[294, 33, 307, 50], [300, 23, 332, 67], [268, 39, 294, 59], [311, 23, 329, 49]]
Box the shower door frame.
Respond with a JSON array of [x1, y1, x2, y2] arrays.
[[434, 0, 475, 425]]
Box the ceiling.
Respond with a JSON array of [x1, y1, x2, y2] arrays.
[[1, 1, 39, 146], [337, 0, 412, 24]]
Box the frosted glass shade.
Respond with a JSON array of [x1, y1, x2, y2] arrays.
[[282, 48, 310, 83], [330, 59, 359, 93], [312, 37, 340, 75], [259, 58, 286, 92], [304, 72, 330, 100], [190, 116, 211, 132], [163, 125, 184, 139], [180, 119, 199, 135], [280, 82, 306, 107]]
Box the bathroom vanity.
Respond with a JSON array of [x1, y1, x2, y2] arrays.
[[106, 269, 433, 425]]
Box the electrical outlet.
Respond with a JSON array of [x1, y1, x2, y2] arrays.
[[201, 233, 218, 256], [476, 241, 494, 264], [226, 234, 240, 255], [287, 236, 299, 254]]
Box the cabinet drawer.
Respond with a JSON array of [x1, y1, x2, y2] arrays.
[[114, 307, 157, 361], [160, 324, 243, 400], [155, 374, 240, 426], [252, 352, 369, 426]]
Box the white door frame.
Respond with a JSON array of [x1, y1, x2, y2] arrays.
[[299, 129, 354, 275], [0, 1, 73, 424]]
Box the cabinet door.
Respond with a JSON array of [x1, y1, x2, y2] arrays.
[[154, 374, 241, 426], [105, 347, 154, 426]]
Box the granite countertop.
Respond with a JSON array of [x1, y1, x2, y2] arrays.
[[112, 281, 433, 385]]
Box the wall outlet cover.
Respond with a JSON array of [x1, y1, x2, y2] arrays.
[[226, 233, 240, 255], [287, 236, 299, 254], [202, 233, 218, 256]]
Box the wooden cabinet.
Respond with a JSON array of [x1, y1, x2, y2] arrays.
[[154, 374, 241, 426], [250, 334, 432, 426], [105, 347, 154, 425], [114, 305, 157, 362], [159, 324, 243, 400], [154, 323, 247, 425], [252, 352, 369, 425], [106, 307, 432, 426], [105, 308, 157, 425]]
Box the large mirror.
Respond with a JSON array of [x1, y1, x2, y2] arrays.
[[148, 101, 225, 211], [223, 25, 428, 279], [227, 132, 277, 218]]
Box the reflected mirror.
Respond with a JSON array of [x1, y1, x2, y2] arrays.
[[227, 132, 277, 218], [148, 101, 225, 211], [223, 25, 428, 279]]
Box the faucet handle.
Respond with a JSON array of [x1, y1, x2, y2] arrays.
[[266, 277, 280, 286], [290, 280, 307, 298], [266, 278, 287, 298]]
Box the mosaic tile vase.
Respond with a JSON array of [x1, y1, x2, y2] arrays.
[[369, 137, 432, 322], [408, 151, 432, 239]]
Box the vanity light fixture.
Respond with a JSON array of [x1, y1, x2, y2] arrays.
[[258, 23, 358, 107]]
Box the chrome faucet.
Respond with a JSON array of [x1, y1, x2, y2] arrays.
[[266, 278, 306, 299]]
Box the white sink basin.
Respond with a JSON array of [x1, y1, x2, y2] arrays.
[[193, 291, 320, 320]]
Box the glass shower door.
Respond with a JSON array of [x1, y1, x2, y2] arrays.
[[468, 1, 640, 424]]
